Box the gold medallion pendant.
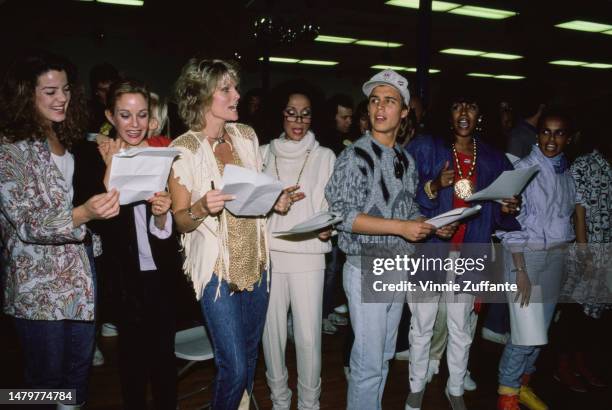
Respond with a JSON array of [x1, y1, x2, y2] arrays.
[[454, 178, 474, 200], [452, 139, 477, 200]]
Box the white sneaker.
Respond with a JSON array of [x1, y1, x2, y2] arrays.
[[334, 304, 348, 314], [463, 370, 477, 391], [322, 318, 337, 335], [92, 344, 104, 367], [343, 366, 350, 381], [481, 327, 509, 344], [426, 359, 440, 383], [101, 323, 118, 337], [395, 349, 410, 361], [328, 312, 348, 326]]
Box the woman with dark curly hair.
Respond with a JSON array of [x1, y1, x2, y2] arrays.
[[0, 51, 120, 409]]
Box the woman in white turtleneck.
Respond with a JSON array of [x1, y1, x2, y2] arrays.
[[260, 91, 335, 410]]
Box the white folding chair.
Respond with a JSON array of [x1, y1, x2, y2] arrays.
[[174, 326, 259, 410], [175, 326, 214, 409]]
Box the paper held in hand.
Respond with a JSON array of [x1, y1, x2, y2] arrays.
[[108, 147, 180, 205], [465, 165, 539, 202], [425, 205, 482, 228], [221, 164, 284, 216], [272, 211, 344, 237]]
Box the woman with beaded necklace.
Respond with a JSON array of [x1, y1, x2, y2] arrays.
[[259, 83, 335, 410], [404, 92, 520, 410], [168, 59, 295, 410]]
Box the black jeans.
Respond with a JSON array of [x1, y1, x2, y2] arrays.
[[117, 268, 177, 410], [322, 240, 345, 318]]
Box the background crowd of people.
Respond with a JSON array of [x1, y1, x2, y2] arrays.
[[0, 44, 610, 410]]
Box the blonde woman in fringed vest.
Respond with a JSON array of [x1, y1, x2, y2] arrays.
[[168, 59, 296, 410]]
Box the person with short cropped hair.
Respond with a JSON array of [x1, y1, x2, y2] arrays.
[[325, 70, 456, 410]]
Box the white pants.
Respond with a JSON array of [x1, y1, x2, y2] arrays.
[[407, 252, 476, 396], [262, 269, 324, 410]]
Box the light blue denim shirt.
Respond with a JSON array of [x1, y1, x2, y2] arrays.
[[498, 146, 575, 250]]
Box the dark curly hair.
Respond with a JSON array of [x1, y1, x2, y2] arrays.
[[0, 50, 87, 149]]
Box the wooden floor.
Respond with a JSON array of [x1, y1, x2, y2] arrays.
[[1, 310, 610, 409]]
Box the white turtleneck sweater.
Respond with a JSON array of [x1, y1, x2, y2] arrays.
[[260, 131, 336, 273]]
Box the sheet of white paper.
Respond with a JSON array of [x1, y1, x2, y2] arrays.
[[505, 152, 521, 166], [466, 165, 539, 202], [425, 205, 482, 228], [272, 211, 343, 236], [221, 164, 283, 216], [108, 147, 180, 205]]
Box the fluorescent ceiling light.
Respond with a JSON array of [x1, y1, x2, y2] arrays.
[[495, 75, 525, 80], [298, 59, 338, 66], [582, 63, 612, 69], [467, 73, 495, 77], [555, 20, 612, 33], [355, 40, 403, 48], [448, 5, 516, 20], [315, 35, 356, 44], [371, 64, 410, 71], [480, 52, 523, 60], [97, 0, 144, 5], [385, 0, 460, 12], [440, 48, 485, 56], [404, 67, 441, 73], [258, 57, 299, 63], [549, 60, 589, 66]]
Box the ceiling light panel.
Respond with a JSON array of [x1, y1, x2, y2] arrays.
[[549, 60, 589, 66], [448, 5, 517, 20], [385, 0, 461, 12], [355, 40, 403, 48], [315, 35, 356, 44], [440, 48, 485, 56], [298, 60, 339, 66], [480, 52, 523, 60], [97, 0, 144, 5], [555, 20, 612, 32], [467, 73, 495, 77], [582, 63, 612, 69]]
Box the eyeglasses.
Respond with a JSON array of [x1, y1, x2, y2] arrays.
[[393, 148, 407, 179], [284, 109, 312, 124]]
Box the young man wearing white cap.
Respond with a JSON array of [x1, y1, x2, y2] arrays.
[[325, 70, 455, 410]]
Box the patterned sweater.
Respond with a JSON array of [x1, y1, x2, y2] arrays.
[[324, 133, 423, 265]]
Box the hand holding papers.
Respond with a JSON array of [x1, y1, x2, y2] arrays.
[[221, 164, 284, 216], [466, 165, 539, 202], [273, 211, 343, 237], [426, 205, 482, 228], [108, 147, 180, 205]]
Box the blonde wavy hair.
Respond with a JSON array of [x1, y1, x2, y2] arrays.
[[174, 59, 240, 131]]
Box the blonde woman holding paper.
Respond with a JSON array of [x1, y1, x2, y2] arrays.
[[260, 83, 335, 410], [94, 79, 181, 410], [168, 59, 294, 410]]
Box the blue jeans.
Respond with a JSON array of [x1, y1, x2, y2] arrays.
[[13, 244, 96, 406], [200, 273, 269, 410], [343, 262, 406, 410], [13, 319, 95, 405], [498, 248, 564, 388]]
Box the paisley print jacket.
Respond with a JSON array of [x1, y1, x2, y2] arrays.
[[0, 139, 94, 321]]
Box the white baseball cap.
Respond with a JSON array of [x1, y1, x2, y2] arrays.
[[362, 69, 411, 106]]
